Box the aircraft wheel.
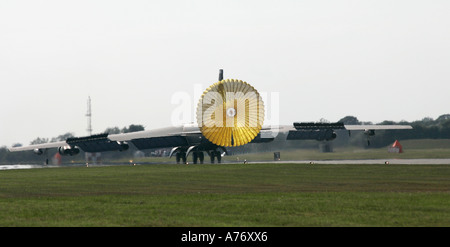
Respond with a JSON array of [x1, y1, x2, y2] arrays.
[[216, 151, 222, 163], [210, 151, 215, 164], [181, 152, 187, 164], [176, 153, 181, 164], [193, 152, 198, 164], [198, 152, 204, 164]]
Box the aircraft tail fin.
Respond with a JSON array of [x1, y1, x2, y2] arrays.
[[219, 69, 223, 81]]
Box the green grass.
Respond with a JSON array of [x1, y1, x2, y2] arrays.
[[229, 147, 450, 162], [0, 163, 449, 226]]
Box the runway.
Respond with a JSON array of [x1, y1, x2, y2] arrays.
[[250, 158, 450, 165], [0, 164, 46, 170], [2, 158, 450, 170]]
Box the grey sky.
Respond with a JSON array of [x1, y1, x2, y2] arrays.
[[1, 0, 449, 147]]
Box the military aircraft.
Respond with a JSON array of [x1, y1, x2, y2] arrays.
[[8, 69, 412, 164]]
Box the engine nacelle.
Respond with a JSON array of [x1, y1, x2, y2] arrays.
[[287, 129, 337, 141], [33, 148, 44, 155], [58, 146, 80, 156], [364, 129, 376, 137], [325, 131, 337, 141], [118, 142, 129, 152]]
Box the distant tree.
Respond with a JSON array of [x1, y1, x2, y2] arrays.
[[379, 120, 396, 125], [398, 120, 411, 125], [421, 117, 434, 126], [30, 137, 49, 145], [437, 114, 450, 123], [51, 132, 74, 142], [104, 127, 121, 134], [338, 116, 360, 125], [122, 124, 145, 133], [440, 119, 450, 138], [361, 121, 374, 125]]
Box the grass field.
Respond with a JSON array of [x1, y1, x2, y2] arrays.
[[0, 163, 449, 226]]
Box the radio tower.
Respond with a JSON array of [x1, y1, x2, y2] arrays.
[[85, 96, 100, 165], [86, 96, 92, 135]]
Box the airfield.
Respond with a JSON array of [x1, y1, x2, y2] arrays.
[[0, 139, 449, 227], [3, 158, 450, 171], [259, 158, 450, 165], [0, 161, 449, 228]]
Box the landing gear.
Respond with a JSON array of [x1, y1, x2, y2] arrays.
[[209, 150, 222, 164], [192, 151, 204, 164], [364, 130, 375, 147], [175, 152, 187, 164], [172, 147, 226, 164]]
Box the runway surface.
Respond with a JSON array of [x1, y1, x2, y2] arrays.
[[2, 159, 450, 170], [250, 158, 450, 165]]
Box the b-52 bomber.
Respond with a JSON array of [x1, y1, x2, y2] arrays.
[[9, 69, 412, 164]]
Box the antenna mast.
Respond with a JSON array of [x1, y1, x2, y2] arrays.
[[86, 96, 92, 136]]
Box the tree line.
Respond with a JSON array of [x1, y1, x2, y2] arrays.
[[338, 114, 450, 148]]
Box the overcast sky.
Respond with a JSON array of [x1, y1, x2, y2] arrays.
[[1, 0, 449, 147]]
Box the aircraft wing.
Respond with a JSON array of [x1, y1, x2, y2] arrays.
[[8, 126, 194, 154], [344, 125, 413, 130], [9, 141, 67, 152], [287, 122, 413, 142], [292, 122, 413, 131]]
